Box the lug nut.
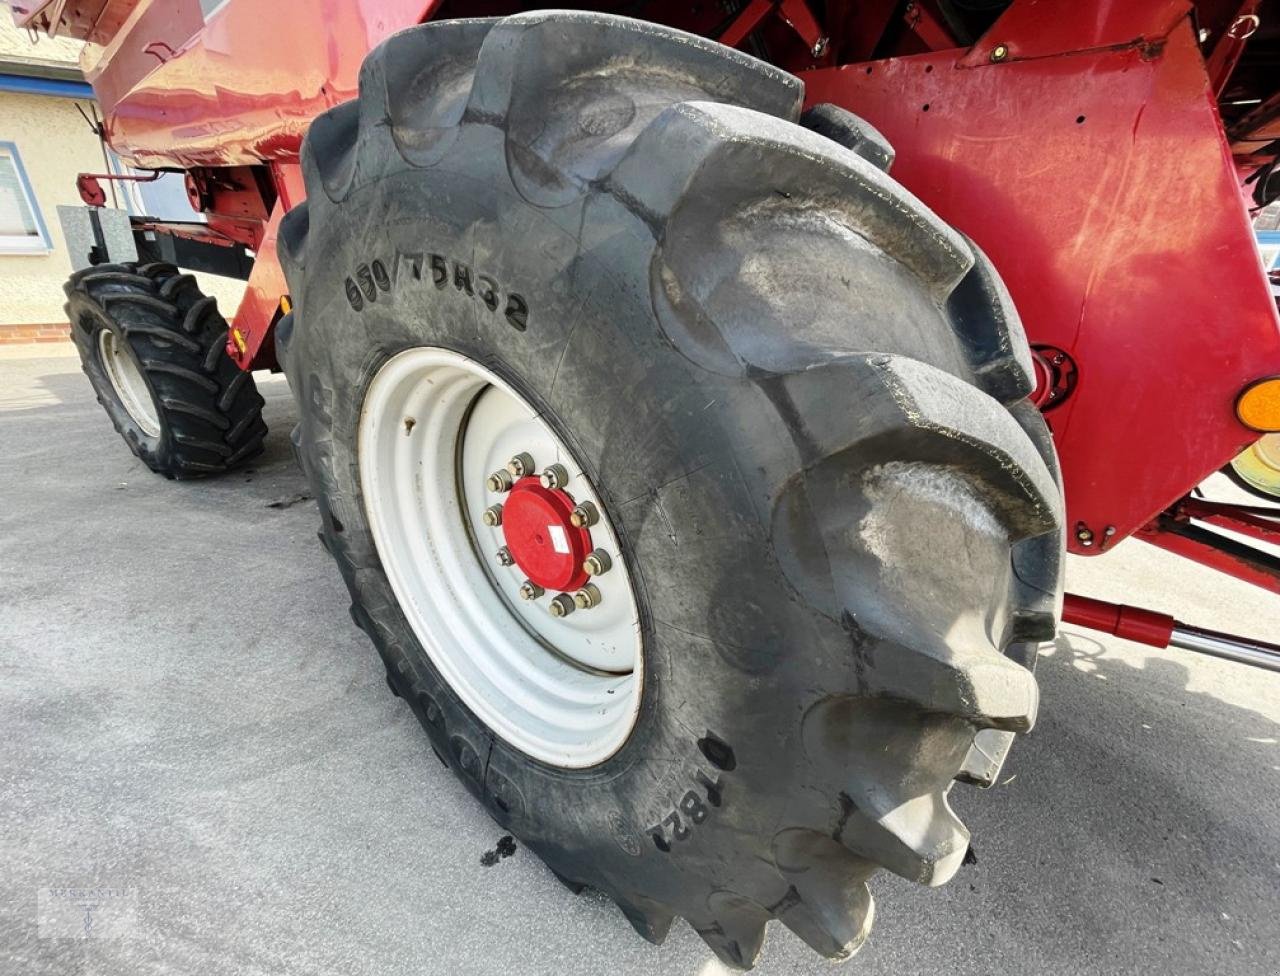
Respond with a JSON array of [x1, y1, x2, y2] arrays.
[[548, 593, 576, 617], [572, 584, 602, 610], [569, 501, 599, 528], [506, 452, 535, 478], [583, 549, 612, 576], [519, 580, 545, 601], [496, 546, 514, 567], [486, 469, 513, 493], [540, 464, 569, 490], [482, 504, 503, 527]]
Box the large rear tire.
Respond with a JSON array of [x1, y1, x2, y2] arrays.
[[278, 12, 1064, 968], [66, 262, 266, 478]]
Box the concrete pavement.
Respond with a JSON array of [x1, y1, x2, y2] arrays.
[[2, 352, 1277, 976]]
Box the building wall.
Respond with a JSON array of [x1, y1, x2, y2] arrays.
[[0, 22, 245, 340], [0, 89, 106, 327]]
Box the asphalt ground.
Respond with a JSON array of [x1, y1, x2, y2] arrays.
[[2, 348, 1278, 976]]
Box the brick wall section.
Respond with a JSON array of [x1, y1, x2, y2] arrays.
[[0, 323, 72, 344]]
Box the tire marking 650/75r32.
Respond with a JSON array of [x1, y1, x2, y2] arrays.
[[343, 252, 529, 332]]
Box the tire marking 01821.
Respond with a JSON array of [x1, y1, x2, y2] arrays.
[[648, 769, 724, 853]]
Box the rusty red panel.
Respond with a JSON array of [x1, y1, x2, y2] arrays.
[[86, 0, 439, 169], [804, 15, 1280, 553]]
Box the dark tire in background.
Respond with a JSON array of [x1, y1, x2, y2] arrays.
[[278, 12, 1064, 968], [66, 261, 266, 479]]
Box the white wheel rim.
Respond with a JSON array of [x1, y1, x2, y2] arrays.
[[358, 347, 643, 768], [98, 329, 161, 437]]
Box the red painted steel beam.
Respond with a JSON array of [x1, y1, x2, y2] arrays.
[[1137, 517, 1280, 595], [226, 201, 289, 372], [777, 0, 827, 55], [721, 0, 827, 56], [720, 0, 774, 49], [1172, 497, 1280, 545]]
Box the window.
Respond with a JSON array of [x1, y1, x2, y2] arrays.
[[0, 142, 52, 255]]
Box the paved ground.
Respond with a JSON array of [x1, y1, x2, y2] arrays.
[[2, 350, 1278, 976]]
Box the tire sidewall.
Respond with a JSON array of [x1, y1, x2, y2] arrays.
[[70, 293, 170, 464]]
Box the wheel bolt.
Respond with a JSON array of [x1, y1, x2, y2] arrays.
[[507, 452, 535, 478], [486, 469, 513, 493], [482, 504, 503, 527], [540, 464, 569, 490], [569, 501, 599, 528], [583, 549, 612, 576], [496, 546, 514, 567], [519, 580, 544, 601], [548, 593, 576, 617], [572, 584, 602, 610]]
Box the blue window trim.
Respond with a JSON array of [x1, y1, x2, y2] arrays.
[[0, 74, 94, 99], [0, 140, 53, 253]]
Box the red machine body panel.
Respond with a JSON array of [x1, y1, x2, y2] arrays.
[[13, 0, 438, 167], [805, 6, 1280, 551]]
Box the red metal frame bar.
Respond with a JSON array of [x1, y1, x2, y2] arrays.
[[720, 0, 775, 48], [1137, 497, 1280, 595], [75, 169, 161, 208], [1172, 497, 1280, 544], [776, 0, 827, 55], [720, 0, 827, 55]]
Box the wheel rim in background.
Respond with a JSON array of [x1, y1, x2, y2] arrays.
[[98, 329, 161, 437]]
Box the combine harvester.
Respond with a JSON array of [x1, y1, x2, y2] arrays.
[[12, 0, 1280, 965]]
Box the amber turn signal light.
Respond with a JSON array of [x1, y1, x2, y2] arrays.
[[1237, 376, 1280, 432]]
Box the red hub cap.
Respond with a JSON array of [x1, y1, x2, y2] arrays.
[[501, 477, 592, 592]]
